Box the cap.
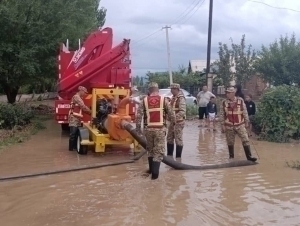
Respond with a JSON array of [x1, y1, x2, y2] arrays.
[[148, 82, 158, 89], [170, 83, 180, 89], [225, 87, 235, 93], [78, 86, 88, 93]]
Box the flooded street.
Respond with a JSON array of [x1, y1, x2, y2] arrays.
[[1, 120, 300, 226]]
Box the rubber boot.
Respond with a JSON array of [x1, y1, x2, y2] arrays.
[[228, 145, 234, 159], [151, 161, 161, 180], [167, 143, 174, 156], [243, 145, 257, 162], [175, 145, 183, 158], [146, 157, 153, 174]]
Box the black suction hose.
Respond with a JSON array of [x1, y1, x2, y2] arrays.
[[0, 122, 257, 182], [122, 122, 257, 170]]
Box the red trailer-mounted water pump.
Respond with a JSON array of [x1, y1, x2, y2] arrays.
[[54, 27, 136, 130]]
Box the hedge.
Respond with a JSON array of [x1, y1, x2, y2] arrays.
[[252, 85, 300, 142], [0, 103, 34, 129]]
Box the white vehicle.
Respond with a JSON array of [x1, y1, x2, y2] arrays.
[[159, 88, 197, 105]]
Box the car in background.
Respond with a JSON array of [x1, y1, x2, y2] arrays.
[[159, 88, 197, 105]]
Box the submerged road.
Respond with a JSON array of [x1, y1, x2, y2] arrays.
[[0, 120, 300, 225]]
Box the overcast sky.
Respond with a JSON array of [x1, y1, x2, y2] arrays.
[[100, 0, 300, 76]]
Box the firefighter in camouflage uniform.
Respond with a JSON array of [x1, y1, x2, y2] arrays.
[[136, 82, 175, 180], [166, 83, 186, 158], [219, 87, 257, 162], [68, 86, 91, 151]]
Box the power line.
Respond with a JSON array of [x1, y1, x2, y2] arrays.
[[247, 0, 300, 13], [131, 0, 205, 46], [177, 0, 206, 25], [171, 0, 202, 25]]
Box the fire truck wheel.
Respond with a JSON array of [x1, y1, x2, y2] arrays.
[[77, 130, 88, 155]]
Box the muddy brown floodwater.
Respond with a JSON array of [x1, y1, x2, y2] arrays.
[[1, 120, 300, 226]]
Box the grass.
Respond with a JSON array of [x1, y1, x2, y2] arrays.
[[0, 115, 50, 150], [286, 161, 300, 170]]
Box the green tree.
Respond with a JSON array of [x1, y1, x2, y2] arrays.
[[214, 35, 257, 86], [254, 34, 300, 86], [0, 0, 106, 103], [213, 43, 233, 86]]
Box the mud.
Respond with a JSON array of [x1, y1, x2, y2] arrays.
[[1, 121, 300, 225]]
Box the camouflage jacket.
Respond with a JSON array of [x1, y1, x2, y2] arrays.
[[170, 93, 186, 122], [136, 95, 175, 131], [68, 93, 91, 127]]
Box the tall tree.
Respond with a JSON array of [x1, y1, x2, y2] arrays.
[[255, 34, 300, 86], [213, 43, 233, 86], [0, 0, 106, 103], [214, 35, 257, 86]]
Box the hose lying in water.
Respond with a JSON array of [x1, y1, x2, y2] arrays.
[[0, 123, 257, 182], [122, 122, 257, 170]]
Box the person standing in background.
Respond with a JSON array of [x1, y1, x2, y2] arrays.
[[206, 96, 217, 131], [196, 85, 215, 127], [244, 94, 256, 137], [235, 84, 245, 100]]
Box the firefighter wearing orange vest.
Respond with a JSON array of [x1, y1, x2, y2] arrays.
[[136, 82, 175, 180], [166, 83, 186, 158], [219, 87, 257, 162], [68, 86, 91, 151]]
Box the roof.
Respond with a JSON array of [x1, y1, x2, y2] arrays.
[[188, 59, 216, 73]]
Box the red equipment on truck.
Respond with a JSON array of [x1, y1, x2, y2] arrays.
[[55, 27, 136, 130]]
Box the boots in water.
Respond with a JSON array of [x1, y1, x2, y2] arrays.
[[146, 157, 153, 174], [243, 145, 257, 162], [151, 161, 161, 180], [167, 143, 174, 156], [176, 145, 183, 158], [228, 145, 234, 159]]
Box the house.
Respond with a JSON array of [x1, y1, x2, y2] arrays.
[[188, 59, 267, 98], [188, 60, 216, 74]]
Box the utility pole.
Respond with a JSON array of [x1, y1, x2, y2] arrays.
[[205, 0, 213, 88], [162, 25, 173, 85]]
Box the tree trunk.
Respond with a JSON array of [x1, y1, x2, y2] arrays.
[[1, 84, 19, 104]]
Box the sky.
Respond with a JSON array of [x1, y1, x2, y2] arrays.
[[100, 0, 300, 76]]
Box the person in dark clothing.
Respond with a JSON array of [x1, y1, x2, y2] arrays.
[[206, 96, 217, 131], [245, 94, 256, 136], [234, 84, 245, 100]]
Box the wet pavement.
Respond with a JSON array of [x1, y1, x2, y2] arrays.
[[1, 120, 300, 225]]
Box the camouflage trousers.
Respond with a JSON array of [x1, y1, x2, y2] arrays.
[[144, 127, 166, 162], [166, 121, 185, 146], [225, 124, 250, 146], [68, 115, 81, 127]]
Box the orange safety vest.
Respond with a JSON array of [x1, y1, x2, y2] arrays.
[[69, 96, 83, 119], [143, 95, 166, 128], [223, 98, 245, 126]]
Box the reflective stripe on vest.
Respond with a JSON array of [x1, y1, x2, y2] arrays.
[[144, 95, 165, 127], [224, 98, 244, 125]]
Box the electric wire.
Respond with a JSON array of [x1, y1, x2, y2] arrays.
[[247, 0, 300, 13], [131, 0, 205, 46], [176, 0, 205, 26]]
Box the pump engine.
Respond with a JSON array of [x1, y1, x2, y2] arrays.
[[92, 98, 113, 133]]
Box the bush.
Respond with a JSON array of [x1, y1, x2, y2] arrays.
[[186, 105, 198, 117], [252, 85, 300, 142], [0, 103, 34, 129]]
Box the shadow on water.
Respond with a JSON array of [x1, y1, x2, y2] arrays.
[[1, 120, 300, 225]]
